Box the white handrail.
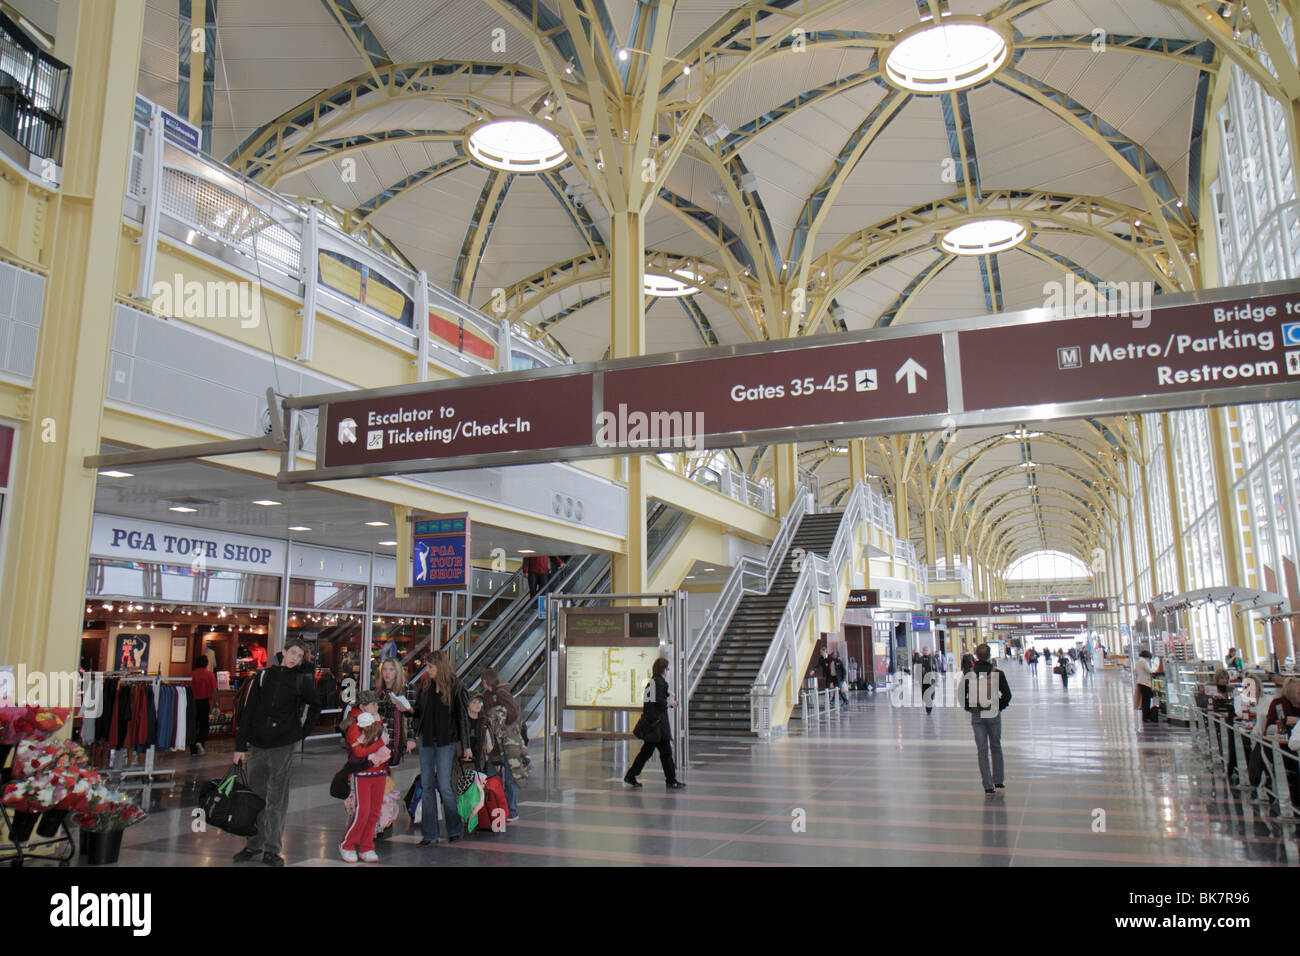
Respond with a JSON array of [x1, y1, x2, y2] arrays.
[[685, 482, 811, 697]]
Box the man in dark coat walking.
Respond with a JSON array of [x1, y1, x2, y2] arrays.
[[962, 643, 1012, 794]]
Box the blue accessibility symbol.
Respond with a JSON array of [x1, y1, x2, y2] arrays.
[[1283, 322, 1300, 347]]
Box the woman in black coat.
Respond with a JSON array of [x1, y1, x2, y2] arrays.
[[624, 658, 685, 789]]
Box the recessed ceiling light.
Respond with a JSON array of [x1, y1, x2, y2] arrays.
[[885, 19, 1010, 93], [518, 549, 535, 554], [365, 521, 388, 527], [169, 506, 197, 513], [288, 526, 311, 532], [253, 499, 281, 507], [377, 540, 398, 546], [466, 119, 567, 172], [99, 470, 133, 478], [703, 568, 715, 572], [940, 219, 1027, 255], [644, 268, 702, 298]]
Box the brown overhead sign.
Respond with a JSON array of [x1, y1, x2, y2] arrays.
[[933, 598, 1111, 616], [278, 280, 1300, 483]]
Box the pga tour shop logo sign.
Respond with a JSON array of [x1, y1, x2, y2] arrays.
[[50, 887, 151, 936], [1043, 275, 1152, 329]]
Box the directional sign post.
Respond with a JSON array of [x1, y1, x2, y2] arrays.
[[277, 280, 1300, 484]]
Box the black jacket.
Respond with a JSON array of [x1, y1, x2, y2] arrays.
[[962, 661, 1012, 715], [235, 664, 321, 751], [646, 674, 672, 735], [412, 679, 470, 751]]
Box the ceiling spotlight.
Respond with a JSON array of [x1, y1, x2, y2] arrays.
[[365, 521, 389, 527], [617, 47, 629, 61], [169, 506, 197, 513], [252, 499, 280, 507], [99, 470, 134, 478], [377, 540, 398, 546], [288, 525, 311, 532], [683, 62, 692, 75], [564, 59, 574, 74]]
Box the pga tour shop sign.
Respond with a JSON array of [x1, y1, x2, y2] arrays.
[[90, 515, 283, 575], [281, 279, 1300, 482], [411, 515, 470, 590]]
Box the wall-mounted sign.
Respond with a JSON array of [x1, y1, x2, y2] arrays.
[[559, 606, 664, 711], [911, 615, 931, 631], [846, 589, 880, 609], [411, 514, 470, 590], [90, 514, 284, 575]]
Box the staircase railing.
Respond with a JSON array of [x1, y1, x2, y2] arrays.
[[685, 482, 812, 699], [750, 480, 871, 737]]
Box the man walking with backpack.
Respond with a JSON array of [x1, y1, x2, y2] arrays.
[[962, 643, 1012, 795], [231, 639, 320, 866]]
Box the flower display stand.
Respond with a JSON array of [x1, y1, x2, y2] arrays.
[[0, 803, 75, 867]]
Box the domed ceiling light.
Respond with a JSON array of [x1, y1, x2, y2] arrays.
[[885, 17, 1011, 93], [466, 119, 567, 172], [940, 219, 1027, 255], [643, 268, 702, 298]]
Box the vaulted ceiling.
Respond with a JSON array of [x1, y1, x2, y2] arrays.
[[121, 0, 1254, 569]]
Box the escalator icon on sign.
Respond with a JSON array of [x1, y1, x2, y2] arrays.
[[854, 369, 878, 392]]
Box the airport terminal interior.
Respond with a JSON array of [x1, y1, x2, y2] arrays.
[[3, 0, 1300, 871]]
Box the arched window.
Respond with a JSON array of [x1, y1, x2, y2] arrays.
[[1005, 550, 1091, 581]]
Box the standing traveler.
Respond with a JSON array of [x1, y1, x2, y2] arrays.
[[231, 639, 321, 866], [830, 650, 850, 706], [1026, 647, 1039, 678], [1054, 652, 1073, 689], [525, 555, 550, 596], [338, 692, 391, 863], [374, 658, 413, 769], [920, 648, 937, 715], [190, 655, 216, 755], [960, 645, 976, 674], [481, 667, 525, 821], [410, 649, 472, 847], [962, 643, 1012, 794], [1133, 650, 1157, 724], [624, 657, 685, 789]]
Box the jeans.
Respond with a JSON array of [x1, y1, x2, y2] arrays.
[[970, 714, 1004, 790], [500, 759, 519, 815], [191, 699, 210, 752], [419, 741, 462, 840], [243, 742, 296, 856]]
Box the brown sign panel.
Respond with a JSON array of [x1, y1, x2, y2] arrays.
[[846, 589, 880, 608], [603, 337, 948, 439], [960, 291, 1300, 412], [321, 374, 594, 468], [947, 618, 979, 628], [1051, 598, 1111, 613], [990, 601, 1049, 615], [933, 602, 990, 617]]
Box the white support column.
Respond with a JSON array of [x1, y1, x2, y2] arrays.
[[415, 269, 430, 382], [131, 102, 165, 299], [498, 318, 513, 372], [296, 206, 320, 362]]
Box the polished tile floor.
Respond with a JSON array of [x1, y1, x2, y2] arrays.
[[99, 666, 1298, 866]]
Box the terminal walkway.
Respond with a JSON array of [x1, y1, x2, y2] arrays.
[[108, 668, 1295, 867]]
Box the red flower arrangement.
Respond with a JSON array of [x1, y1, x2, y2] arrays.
[[72, 788, 147, 832], [0, 707, 70, 744]]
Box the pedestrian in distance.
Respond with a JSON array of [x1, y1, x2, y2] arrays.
[[962, 643, 1012, 794], [525, 555, 550, 596], [1054, 653, 1073, 689], [190, 654, 216, 755], [920, 648, 937, 715], [410, 649, 472, 847], [1133, 649, 1158, 725], [831, 649, 850, 706], [960, 645, 976, 674], [1026, 647, 1039, 678], [231, 639, 321, 866], [624, 657, 685, 789]]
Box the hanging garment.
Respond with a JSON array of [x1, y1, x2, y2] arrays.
[[174, 686, 188, 751], [185, 687, 197, 744], [156, 685, 174, 751]]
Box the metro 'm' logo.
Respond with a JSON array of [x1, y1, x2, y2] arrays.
[[1057, 346, 1081, 369]]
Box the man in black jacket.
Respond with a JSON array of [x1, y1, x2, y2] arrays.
[[231, 639, 320, 866], [961, 643, 1012, 795]]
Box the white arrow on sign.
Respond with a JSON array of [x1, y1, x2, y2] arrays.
[[894, 358, 927, 394]]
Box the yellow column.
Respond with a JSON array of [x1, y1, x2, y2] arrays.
[[1137, 418, 1161, 593], [848, 438, 866, 487], [1208, 406, 1249, 651], [1160, 414, 1189, 594], [772, 443, 799, 516], [893, 481, 909, 542], [608, 208, 647, 596], [187, 0, 206, 128], [0, 0, 147, 671]]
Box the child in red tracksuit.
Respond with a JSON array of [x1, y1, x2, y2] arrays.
[[340, 691, 391, 863]]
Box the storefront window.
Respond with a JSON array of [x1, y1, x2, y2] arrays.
[[86, 557, 280, 604], [287, 612, 364, 690], [288, 577, 366, 610]]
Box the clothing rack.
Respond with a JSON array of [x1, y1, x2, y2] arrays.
[[104, 674, 192, 784]]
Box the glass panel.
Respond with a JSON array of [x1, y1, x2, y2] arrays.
[[288, 577, 366, 611], [85, 557, 280, 604]]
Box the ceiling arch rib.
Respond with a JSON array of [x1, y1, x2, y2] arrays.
[[539, 171, 608, 259], [453, 171, 514, 302], [274, 130, 465, 179], [875, 252, 958, 327], [319, 0, 391, 84]]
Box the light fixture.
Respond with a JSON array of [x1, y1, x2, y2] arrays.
[[518, 549, 535, 554], [377, 540, 398, 546], [1004, 427, 1042, 440], [683, 62, 692, 75], [169, 506, 198, 513], [940, 219, 1027, 255], [617, 46, 629, 61], [288, 526, 311, 532], [643, 268, 702, 298], [466, 119, 567, 172], [365, 521, 389, 527], [99, 470, 134, 478], [884, 18, 1011, 93], [564, 59, 574, 74], [1018, 461, 1038, 469], [253, 499, 281, 507]]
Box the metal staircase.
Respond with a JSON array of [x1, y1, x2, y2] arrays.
[[688, 513, 842, 736]]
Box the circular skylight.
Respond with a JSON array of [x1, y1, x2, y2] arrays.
[[940, 219, 1027, 255], [885, 19, 1010, 93], [466, 120, 567, 172], [643, 268, 702, 297]]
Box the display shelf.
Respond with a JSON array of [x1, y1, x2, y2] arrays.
[[1161, 659, 1216, 725]]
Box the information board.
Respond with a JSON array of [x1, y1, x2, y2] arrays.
[[560, 606, 664, 712]]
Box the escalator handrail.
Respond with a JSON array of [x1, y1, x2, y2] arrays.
[[399, 567, 525, 669]]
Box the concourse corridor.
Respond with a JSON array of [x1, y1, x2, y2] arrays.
[[115, 667, 1296, 867]]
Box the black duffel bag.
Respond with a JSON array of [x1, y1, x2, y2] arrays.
[[632, 703, 663, 744], [200, 765, 265, 836]]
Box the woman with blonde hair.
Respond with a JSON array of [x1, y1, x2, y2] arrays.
[[374, 657, 412, 768], [409, 649, 471, 846]]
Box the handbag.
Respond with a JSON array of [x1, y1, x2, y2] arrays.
[[330, 761, 366, 800], [632, 704, 663, 744], [199, 765, 265, 837], [453, 758, 477, 797]]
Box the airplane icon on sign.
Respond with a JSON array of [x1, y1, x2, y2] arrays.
[[854, 369, 877, 391]]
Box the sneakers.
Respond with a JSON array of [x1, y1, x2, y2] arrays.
[[623, 774, 642, 788], [262, 852, 285, 867], [339, 846, 359, 863], [506, 813, 519, 822], [232, 847, 258, 863], [984, 788, 995, 795], [994, 783, 1005, 790], [360, 850, 379, 863], [666, 780, 686, 789]]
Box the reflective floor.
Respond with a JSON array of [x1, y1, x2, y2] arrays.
[[96, 667, 1299, 866]]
